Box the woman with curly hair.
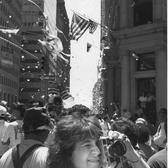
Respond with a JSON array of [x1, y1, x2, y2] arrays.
[[47, 112, 103, 168]]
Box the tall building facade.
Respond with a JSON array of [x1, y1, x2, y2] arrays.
[[0, 0, 22, 106], [19, 0, 70, 105], [101, 0, 167, 124]]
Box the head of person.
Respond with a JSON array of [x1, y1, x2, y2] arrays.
[[32, 101, 44, 107], [12, 102, 26, 120], [136, 125, 150, 144], [135, 118, 148, 126], [47, 95, 63, 119], [68, 104, 91, 116], [111, 119, 138, 148], [0, 105, 7, 121], [47, 113, 103, 168], [22, 107, 51, 143]]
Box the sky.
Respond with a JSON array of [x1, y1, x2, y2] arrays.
[[65, 0, 101, 108]]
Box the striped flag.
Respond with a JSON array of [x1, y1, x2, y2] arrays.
[[70, 13, 90, 41]]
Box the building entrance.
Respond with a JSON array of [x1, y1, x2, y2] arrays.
[[136, 78, 156, 125]]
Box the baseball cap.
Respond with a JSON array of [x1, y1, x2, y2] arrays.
[[22, 107, 51, 133], [135, 118, 148, 126]]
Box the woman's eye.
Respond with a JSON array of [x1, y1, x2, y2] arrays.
[[82, 143, 92, 148]]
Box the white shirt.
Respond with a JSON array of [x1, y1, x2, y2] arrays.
[[0, 139, 48, 168], [153, 122, 166, 148], [2, 120, 24, 148], [0, 120, 9, 156]]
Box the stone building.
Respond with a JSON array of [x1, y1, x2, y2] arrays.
[[101, 0, 166, 125], [0, 0, 22, 106]]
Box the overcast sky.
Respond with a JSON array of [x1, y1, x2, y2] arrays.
[[65, 0, 101, 108]]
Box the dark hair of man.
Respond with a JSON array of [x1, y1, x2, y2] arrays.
[[12, 102, 26, 118], [68, 104, 91, 115], [53, 96, 63, 105], [137, 125, 150, 144], [47, 113, 102, 168], [111, 119, 138, 148]]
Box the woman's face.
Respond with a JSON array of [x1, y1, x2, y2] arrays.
[[71, 139, 101, 168]]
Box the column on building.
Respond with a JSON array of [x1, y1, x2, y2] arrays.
[[155, 47, 167, 111], [106, 63, 114, 113], [120, 50, 130, 111], [119, 0, 128, 29], [153, 0, 165, 22]]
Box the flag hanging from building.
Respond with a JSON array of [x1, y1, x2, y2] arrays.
[[89, 20, 98, 34], [70, 13, 90, 41]]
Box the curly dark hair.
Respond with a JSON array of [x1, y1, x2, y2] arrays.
[[47, 113, 102, 168], [111, 119, 138, 148]]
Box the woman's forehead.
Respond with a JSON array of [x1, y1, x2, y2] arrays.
[[78, 139, 97, 144]]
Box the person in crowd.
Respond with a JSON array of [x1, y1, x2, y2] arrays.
[[136, 124, 156, 161], [121, 109, 132, 120], [45, 95, 64, 147], [68, 104, 91, 116], [0, 100, 8, 111], [110, 118, 149, 167], [46, 95, 63, 122], [135, 118, 148, 126], [0, 105, 9, 157], [147, 118, 167, 168], [1, 102, 26, 148], [47, 112, 150, 168], [153, 108, 167, 150], [0, 107, 51, 168]]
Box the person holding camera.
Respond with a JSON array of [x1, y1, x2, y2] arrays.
[[46, 111, 150, 168], [107, 118, 150, 168]]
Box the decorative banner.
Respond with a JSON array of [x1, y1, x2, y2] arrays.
[[0, 28, 19, 34], [38, 36, 69, 63], [70, 13, 90, 41]]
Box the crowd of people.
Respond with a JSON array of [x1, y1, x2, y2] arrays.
[[0, 96, 167, 168]]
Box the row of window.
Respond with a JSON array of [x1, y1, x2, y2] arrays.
[[4, 0, 21, 19], [22, 21, 44, 27], [0, 74, 18, 89], [20, 87, 41, 92], [0, 64, 19, 76], [22, 10, 42, 15], [0, 5, 21, 27], [20, 77, 41, 83], [0, 92, 18, 107], [20, 67, 41, 73], [1, 45, 14, 54]]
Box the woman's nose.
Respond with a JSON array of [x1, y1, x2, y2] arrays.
[[91, 145, 100, 155]]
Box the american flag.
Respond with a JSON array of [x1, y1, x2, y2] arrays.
[[70, 13, 90, 41], [89, 20, 98, 34]]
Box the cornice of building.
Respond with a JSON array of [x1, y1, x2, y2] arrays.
[[112, 22, 167, 40]]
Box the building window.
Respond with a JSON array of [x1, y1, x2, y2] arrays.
[[136, 52, 155, 71], [133, 0, 153, 26]]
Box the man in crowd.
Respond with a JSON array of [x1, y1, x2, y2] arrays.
[[0, 105, 9, 157], [0, 107, 51, 168], [1, 102, 26, 148]]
